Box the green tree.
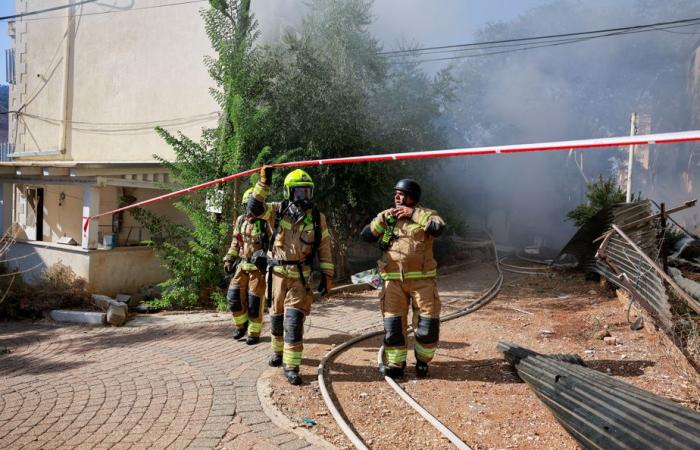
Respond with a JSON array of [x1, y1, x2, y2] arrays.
[[262, 0, 454, 278], [139, 0, 457, 297], [566, 176, 628, 227], [134, 0, 270, 307]]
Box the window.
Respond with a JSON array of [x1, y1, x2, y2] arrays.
[[5, 49, 15, 85]]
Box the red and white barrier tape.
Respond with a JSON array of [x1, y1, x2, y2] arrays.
[[83, 129, 700, 231]]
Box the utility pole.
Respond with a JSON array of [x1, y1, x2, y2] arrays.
[[625, 112, 638, 203], [59, 0, 75, 157]]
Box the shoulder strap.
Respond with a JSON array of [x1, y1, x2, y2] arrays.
[[268, 200, 287, 254], [307, 207, 322, 265]]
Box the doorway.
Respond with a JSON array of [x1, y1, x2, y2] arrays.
[[21, 187, 44, 241]]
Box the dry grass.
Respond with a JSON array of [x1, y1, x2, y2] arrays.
[[0, 263, 92, 319]]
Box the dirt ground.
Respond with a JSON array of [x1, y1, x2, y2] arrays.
[[269, 263, 700, 449]]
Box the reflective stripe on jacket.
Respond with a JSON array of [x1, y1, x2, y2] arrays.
[[252, 181, 335, 279], [224, 211, 272, 272], [369, 207, 445, 280]]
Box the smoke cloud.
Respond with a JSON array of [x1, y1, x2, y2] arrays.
[[253, 0, 700, 246]]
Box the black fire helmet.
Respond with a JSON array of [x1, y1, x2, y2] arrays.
[[394, 178, 421, 203]]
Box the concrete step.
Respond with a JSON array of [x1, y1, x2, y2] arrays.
[[49, 310, 106, 325]]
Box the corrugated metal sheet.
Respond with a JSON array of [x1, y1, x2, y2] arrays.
[[555, 207, 612, 271], [498, 342, 700, 450], [595, 200, 672, 328]]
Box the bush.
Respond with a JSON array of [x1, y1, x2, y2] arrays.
[[146, 280, 200, 310], [566, 176, 628, 227], [0, 263, 92, 319], [210, 290, 229, 312]]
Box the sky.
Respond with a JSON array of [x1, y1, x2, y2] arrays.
[[0, 2, 14, 82]]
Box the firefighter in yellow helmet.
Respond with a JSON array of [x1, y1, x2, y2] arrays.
[[360, 179, 445, 378], [222, 187, 272, 345], [247, 166, 334, 385]]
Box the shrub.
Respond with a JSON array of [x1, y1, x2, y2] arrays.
[[566, 176, 628, 227], [0, 263, 92, 319]]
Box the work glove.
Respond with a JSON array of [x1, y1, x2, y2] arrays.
[[391, 206, 415, 220], [224, 258, 239, 275], [260, 165, 273, 186], [318, 274, 333, 296]]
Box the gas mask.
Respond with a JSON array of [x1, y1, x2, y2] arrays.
[[285, 187, 313, 223]]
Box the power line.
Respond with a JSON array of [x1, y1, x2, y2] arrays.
[[378, 15, 700, 57], [21, 111, 219, 127], [16, 0, 207, 22], [18, 111, 219, 135], [0, 0, 99, 21], [389, 19, 700, 65], [388, 20, 700, 58]]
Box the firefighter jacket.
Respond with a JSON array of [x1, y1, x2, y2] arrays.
[[368, 207, 445, 281], [224, 214, 272, 272], [251, 181, 334, 281]]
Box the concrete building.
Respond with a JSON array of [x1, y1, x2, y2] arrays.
[[1, 0, 218, 294]]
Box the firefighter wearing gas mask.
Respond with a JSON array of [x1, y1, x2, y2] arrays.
[[360, 179, 445, 379], [247, 166, 334, 385], [223, 188, 272, 345]]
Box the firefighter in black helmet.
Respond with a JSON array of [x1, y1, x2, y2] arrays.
[[223, 188, 271, 344], [360, 178, 445, 378]]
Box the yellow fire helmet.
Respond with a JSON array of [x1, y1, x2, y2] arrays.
[[283, 169, 314, 200], [241, 187, 254, 204]]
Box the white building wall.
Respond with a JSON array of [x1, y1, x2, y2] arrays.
[[11, 0, 219, 162]]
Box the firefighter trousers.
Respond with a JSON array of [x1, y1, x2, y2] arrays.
[[268, 272, 313, 372], [227, 267, 266, 337], [381, 278, 441, 368]]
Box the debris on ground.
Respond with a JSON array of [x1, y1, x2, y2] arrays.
[[270, 266, 700, 450]]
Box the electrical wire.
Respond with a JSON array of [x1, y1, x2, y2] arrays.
[[378, 16, 700, 57], [0, 261, 45, 277], [16, 0, 208, 22], [0, 0, 99, 21], [19, 111, 219, 135], [7, 0, 90, 147], [390, 21, 700, 64], [0, 275, 16, 306], [21, 111, 218, 127], [386, 19, 700, 61]]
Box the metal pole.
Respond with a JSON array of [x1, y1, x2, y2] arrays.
[[59, 0, 75, 156], [660, 203, 668, 273], [626, 112, 637, 203]]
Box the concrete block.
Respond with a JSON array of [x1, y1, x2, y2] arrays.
[[115, 294, 131, 304], [50, 310, 106, 325], [106, 303, 128, 326], [92, 294, 113, 312], [127, 293, 145, 307]]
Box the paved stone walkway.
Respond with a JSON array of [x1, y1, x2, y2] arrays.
[[0, 291, 382, 450]]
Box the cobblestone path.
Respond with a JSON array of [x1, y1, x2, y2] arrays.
[[0, 292, 381, 450]]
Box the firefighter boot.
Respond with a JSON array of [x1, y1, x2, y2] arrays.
[[416, 360, 429, 378], [284, 367, 302, 386], [379, 363, 405, 379], [268, 353, 282, 367], [233, 321, 248, 340], [246, 336, 260, 345]]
